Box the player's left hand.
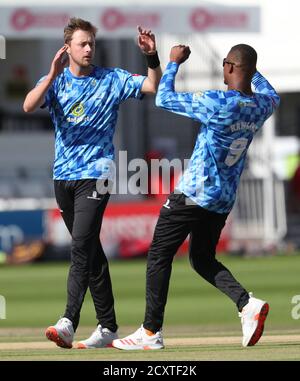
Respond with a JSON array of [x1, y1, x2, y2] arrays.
[[137, 26, 157, 55]]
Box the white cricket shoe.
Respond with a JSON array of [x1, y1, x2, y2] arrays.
[[239, 293, 269, 347], [45, 317, 74, 349], [76, 325, 118, 349], [112, 325, 164, 350]]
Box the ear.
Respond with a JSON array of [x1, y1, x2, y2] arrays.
[[229, 64, 234, 74], [65, 43, 71, 54]]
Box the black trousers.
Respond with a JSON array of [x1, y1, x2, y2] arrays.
[[143, 192, 249, 333], [54, 179, 117, 333]]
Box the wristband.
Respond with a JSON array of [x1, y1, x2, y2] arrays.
[[144, 52, 160, 69]]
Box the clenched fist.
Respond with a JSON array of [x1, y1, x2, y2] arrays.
[[170, 45, 191, 65]]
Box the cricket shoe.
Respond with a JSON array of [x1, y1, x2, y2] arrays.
[[112, 325, 164, 350], [45, 317, 74, 349], [239, 293, 269, 347], [76, 325, 118, 349]]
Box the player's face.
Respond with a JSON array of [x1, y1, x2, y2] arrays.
[[223, 53, 234, 85], [67, 30, 95, 67]]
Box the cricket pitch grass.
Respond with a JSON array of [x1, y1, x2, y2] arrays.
[[0, 255, 300, 361]]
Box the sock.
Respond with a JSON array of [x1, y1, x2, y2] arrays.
[[144, 328, 155, 336]]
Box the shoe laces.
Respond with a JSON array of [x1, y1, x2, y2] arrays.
[[57, 318, 73, 334], [127, 325, 145, 342], [91, 325, 113, 339], [91, 325, 104, 338], [136, 325, 144, 337], [58, 317, 72, 326]]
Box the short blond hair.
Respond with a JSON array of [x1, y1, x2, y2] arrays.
[[64, 18, 97, 44]]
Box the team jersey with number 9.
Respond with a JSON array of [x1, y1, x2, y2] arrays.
[[156, 62, 280, 213]]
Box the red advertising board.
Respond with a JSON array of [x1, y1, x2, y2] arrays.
[[0, 6, 260, 38], [46, 200, 230, 258]]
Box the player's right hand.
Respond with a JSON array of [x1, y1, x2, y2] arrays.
[[169, 45, 191, 65], [48, 46, 69, 80], [137, 26, 157, 55]]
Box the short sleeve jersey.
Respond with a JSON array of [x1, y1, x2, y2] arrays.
[[38, 66, 146, 180]]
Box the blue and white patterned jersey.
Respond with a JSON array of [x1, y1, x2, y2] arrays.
[[156, 62, 280, 214], [39, 66, 146, 180]]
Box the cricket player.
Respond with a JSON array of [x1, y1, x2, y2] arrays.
[[113, 43, 279, 350], [23, 18, 162, 349]]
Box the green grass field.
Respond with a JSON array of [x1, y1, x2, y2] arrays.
[[0, 254, 300, 360]]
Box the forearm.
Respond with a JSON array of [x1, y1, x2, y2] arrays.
[[141, 52, 162, 94], [145, 65, 162, 93], [23, 75, 54, 113], [155, 62, 201, 121], [156, 62, 179, 108]]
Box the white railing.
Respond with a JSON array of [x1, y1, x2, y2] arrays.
[[231, 122, 287, 250], [231, 175, 287, 248]]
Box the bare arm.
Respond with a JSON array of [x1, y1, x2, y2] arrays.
[[23, 75, 54, 113], [23, 46, 68, 112], [142, 65, 162, 94], [137, 26, 162, 94]]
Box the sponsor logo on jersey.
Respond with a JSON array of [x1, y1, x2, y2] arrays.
[[192, 91, 204, 100], [67, 101, 91, 123], [238, 100, 256, 108], [70, 101, 85, 117]]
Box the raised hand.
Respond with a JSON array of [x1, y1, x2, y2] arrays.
[[137, 26, 157, 55], [48, 45, 69, 80], [170, 45, 191, 65]]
